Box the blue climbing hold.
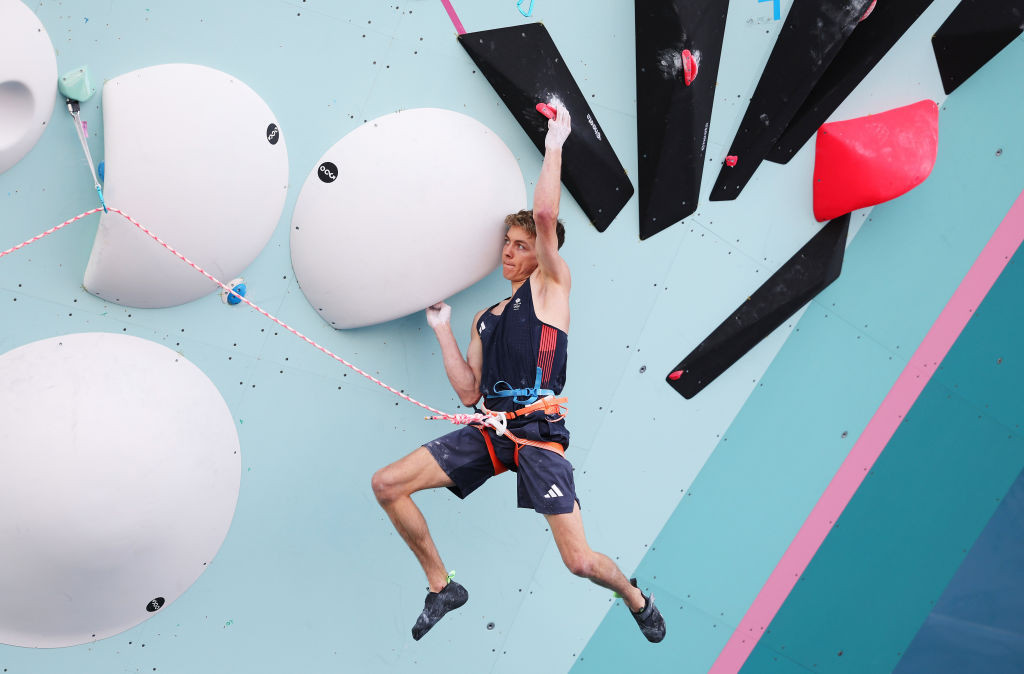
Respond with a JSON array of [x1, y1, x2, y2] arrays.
[[226, 283, 246, 305], [98, 161, 104, 182]]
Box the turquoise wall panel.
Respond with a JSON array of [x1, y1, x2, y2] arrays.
[[895, 464, 1024, 673], [743, 250, 1024, 672]]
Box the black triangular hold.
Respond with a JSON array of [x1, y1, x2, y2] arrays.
[[458, 23, 634, 232], [635, 0, 729, 240], [932, 0, 1024, 95], [667, 213, 851, 399], [768, 0, 936, 165], [709, 0, 873, 201]]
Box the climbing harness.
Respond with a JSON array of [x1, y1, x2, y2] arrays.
[[467, 311, 569, 472], [471, 390, 569, 475], [481, 395, 567, 424], [472, 415, 567, 477]]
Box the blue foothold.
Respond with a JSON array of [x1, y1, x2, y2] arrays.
[[226, 283, 246, 305], [98, 161, 104, 182]]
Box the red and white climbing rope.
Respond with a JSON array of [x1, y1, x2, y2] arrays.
[[0, 207, 104, 260], [2, 206, 490, 428]]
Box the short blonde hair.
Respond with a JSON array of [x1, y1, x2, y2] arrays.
[[504, 210, 565, 249]]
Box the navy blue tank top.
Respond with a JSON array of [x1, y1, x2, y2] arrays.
[[477, 277, 568, 414]]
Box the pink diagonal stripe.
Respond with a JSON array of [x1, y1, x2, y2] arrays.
[[711, 188, 1024, 673], [439, 0, 466, 35]]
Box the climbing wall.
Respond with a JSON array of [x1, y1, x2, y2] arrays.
[[1, 1, 1023, 673]]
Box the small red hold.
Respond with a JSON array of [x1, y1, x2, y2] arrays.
[[681, 49, 698, 86], [536, 103, 556, 120], [669, 370, 684, 381], [725, 155, 738, 167], [859, 0, 876, 21]]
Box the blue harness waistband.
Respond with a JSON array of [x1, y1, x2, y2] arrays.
[[486, 366, 553, 405]]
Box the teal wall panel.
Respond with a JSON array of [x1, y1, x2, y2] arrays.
[[930, 260, 1024, 433], [894, 464, 1024, 673], [747, 387, 1024, 672], [743, 250, 1024, 673]]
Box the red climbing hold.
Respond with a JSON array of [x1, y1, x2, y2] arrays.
[[859, 0, 877, 21], [669, 370, 684, 381], [681, 49, 698, 86], [536, 102, 556, 119], [812, 99, 938, 222], [725, 155, 738, 167]]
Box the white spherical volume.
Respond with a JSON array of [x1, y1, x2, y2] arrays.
[[0, 333, 241, 648]]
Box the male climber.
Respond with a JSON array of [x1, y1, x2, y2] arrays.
[[371, 101, 665, 643]]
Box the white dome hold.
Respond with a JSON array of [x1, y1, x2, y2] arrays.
[[0, 333, 241, 648], [290, 108, 526, 329], [83, 64, 288, 308], [0, 0, 57, 175]]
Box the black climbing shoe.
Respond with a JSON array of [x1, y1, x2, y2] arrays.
[[411, 580, 468, 640], [629, 578, 666, 643]]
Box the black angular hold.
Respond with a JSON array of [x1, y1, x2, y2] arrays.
[[932, 0, 1024, 95], [458, 23, 633, 232], [635, 0, 729, 239], [667, 214, 851, 399], [768, 0, 936, 164], [709, 0, 873, 201]]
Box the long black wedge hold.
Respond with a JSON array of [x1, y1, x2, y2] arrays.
[[708, 0, 872, 201], [768, 0, 936, 165], [635, 0, 729, 240], [931, 0, 1024, 96], [667, 214, 850, 399], [459, 23, 634, 232]]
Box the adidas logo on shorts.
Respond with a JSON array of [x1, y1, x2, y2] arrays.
[[543, 483, 564, 499]]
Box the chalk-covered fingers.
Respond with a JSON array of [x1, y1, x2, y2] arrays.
[[425, 302, 452, 328], [544, 101, 572, 150]]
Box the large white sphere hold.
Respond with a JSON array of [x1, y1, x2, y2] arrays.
[[0, 333, 241, 648], [83, 64, 289, 308], [290, 108, 526, 329], [0, 0, 57, 174]]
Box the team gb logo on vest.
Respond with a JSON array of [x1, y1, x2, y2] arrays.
[[512, 298, 521, 311]]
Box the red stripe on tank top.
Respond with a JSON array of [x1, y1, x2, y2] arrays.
[[538, 325, 557, 384]]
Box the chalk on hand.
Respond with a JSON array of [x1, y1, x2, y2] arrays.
[[536, 103, 556, 120], [58, 66, 96, 102]]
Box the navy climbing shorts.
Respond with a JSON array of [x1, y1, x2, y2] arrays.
[[424, 416, 577, 515]]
